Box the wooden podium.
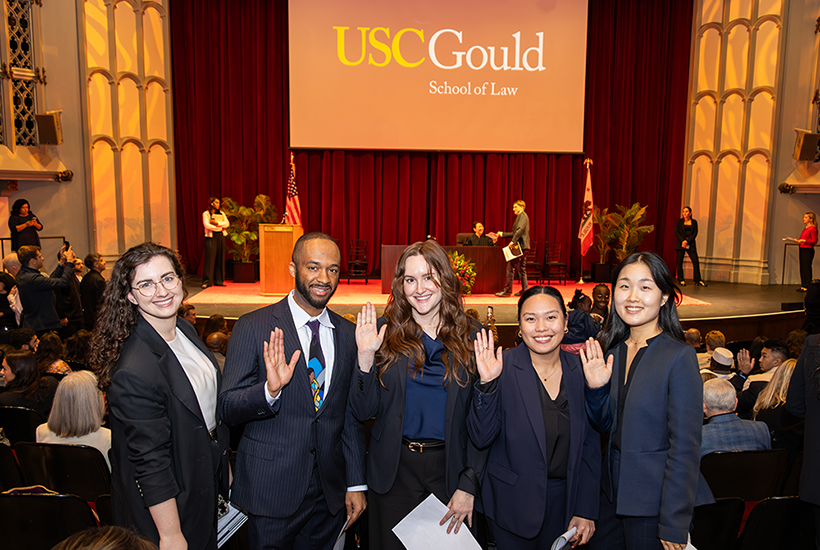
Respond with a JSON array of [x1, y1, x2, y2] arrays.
[[259, 224, 303, 296]]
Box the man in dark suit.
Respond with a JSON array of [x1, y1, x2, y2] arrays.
[[494, 199, 531, 297], [80, 253, 107, 330], [15, 244, 75, 336], [218, 232, 366, 550], [701, 378, 770, 456], [53, 250, 84, 339]]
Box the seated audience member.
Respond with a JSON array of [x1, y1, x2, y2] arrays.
[[9, 327, 38, 351], [802, 279, 820, 334], [463, 221, 497, 246], [178, 302, 196, 326], [590, 283, 610, 323], [36, 370, 111, 470], [80, 253, 107, 330], [685, 328, 703, 350], [466, 307, 499, 347], [3, 253, 22, 325], [562, 289, 601, 354], [787, 329, 808, 359], [733, 338, 789, 418], [0, 349, 58, 419], [700, 347, 734, 379], [51, 525, 158, 550], [63, 329, 92, 371], [0, 272, 18, 330], [205, 331, 228, 372], [201, 313, 227, 343], [36, 331, 71, 377], [701, 371, 718, 383], [697, 330, 726, 369], [753, 358, 804, 462], [702, 378, 771, 456]]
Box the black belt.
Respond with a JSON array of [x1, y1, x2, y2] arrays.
[[402, 437, 444, 453]]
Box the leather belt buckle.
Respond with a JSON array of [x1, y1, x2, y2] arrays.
[[408, 441, 424, 453]]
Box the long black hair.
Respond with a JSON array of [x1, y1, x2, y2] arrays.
[[598, 252, 684, 352]]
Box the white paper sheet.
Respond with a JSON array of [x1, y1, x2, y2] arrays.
[[392, 494, 482, 550]]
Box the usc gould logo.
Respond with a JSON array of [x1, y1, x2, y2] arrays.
[[333, 27, 546, 71]]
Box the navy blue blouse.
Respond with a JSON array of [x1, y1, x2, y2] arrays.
[[402, 332, 448, 441]]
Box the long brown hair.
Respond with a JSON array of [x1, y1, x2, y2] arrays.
[[5, 349, 50, 402], [378, 241, 475, 387], [89, 242, 187, 389]]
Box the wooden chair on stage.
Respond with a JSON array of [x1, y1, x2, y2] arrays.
[[523, 241, 542, 285], [0, 406, 45, 446], [543, 242, 568, 285], [456, 233, 471, 246], [347, 239, 369, 284]]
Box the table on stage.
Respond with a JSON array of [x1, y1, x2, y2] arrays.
[[381, 245, 506, 294]]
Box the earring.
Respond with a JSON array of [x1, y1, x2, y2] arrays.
[[564, 327, 569, 333], [517, 330, 522, 338]]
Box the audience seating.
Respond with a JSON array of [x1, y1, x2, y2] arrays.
[[700, 449, 789, 501], [95, 494, 113, 526], [15, 442, 111, 502], [782, 451, 803, 496], [523, 241, 542, 285], [0, 406, 45, 445], [0, 442, 24, 491], [0, 493, 98, 550], [690, 497, 744, 550], [736, 497, 815, 550], [347, 239, 369, 284], [543, 241, 568, 285]]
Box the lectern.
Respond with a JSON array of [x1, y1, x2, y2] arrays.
[[259, 224, 304, 295]]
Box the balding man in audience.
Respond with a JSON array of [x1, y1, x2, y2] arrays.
[[697, 330, 726, 369], [701, 378, 770, 456], [205, 331, 228, 372], [3, 253, 22, 325]]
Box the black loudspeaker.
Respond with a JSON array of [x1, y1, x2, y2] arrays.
[[35, 111, 62, 145], [794, 129, 820, 162]]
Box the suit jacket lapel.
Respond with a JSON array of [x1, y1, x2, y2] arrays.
[[563, 351, 584, 474], [134, 317, 206, 426], [512, 345, 548, 461]]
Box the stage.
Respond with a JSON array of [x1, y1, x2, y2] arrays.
[[185, 278, 808, 344]]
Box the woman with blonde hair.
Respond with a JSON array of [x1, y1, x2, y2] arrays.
[[754, 358, 804, 463], [352, 240, 485, 550], [36, 370, 111, 470]]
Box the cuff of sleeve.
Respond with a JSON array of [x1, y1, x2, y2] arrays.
[[347, 485, 368, 492], [476, 379, 498, 394], [264, 385, 280, 408]]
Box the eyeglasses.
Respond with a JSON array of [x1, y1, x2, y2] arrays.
[[132, 274, 181, 297]]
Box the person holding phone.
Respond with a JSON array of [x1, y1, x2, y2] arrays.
[[8, 199, 43, 252]]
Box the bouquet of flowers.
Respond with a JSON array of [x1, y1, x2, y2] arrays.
[[448, 251, 477, 295]]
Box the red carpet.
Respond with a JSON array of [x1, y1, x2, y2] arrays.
[[189, 280, 711, 307]]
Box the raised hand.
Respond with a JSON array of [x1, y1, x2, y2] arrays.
[[474, 328, 503, 382], [356, 302, 386, 372], [263, 328, 300, 399], [579, 337, 613, 389], [737, 349, 754, 374]]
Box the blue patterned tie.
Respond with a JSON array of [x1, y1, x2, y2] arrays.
[[307, 320, 325, 410]]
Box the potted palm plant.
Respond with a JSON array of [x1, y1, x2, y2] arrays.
[[221, 194, 278, 283], [610, 202, 655, 262], [591, 206, 618, 282]]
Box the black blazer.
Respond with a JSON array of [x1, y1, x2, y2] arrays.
[[81, 270, 106, 330], [585, 332, 706, 544], [16, 264, 73, 332], [467, 345, 600, 538], [349, 319, 486, 498], [500, 211, 531, 250], [787, 334, 820, 504], [675, 219, 698, 250], [217, 298, 366, 518], [107, 317, 229, 550]]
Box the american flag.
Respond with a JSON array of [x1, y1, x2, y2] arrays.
[[283, 153, 302, 226]]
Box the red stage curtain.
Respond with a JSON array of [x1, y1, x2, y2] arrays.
[[170, 0, 693, 279]]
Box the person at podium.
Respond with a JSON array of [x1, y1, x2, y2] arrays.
[[464, 221, 497, 247]]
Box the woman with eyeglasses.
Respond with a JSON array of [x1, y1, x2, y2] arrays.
[[90, 242, 229, 550]]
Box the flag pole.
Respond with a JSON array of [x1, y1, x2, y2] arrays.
[[578, 158, 593, 284]]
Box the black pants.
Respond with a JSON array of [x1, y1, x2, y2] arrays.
[[675, 246, 702, 283], [369, 443, 449, 550], [589, 490, 664, 550], [800, 247, 815, 288], [489, 478, 567, 550], [203, 233, 225, 286], [503, 254, 527, 293]]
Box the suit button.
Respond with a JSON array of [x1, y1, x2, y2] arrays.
[[310, 449, 316, 454]]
